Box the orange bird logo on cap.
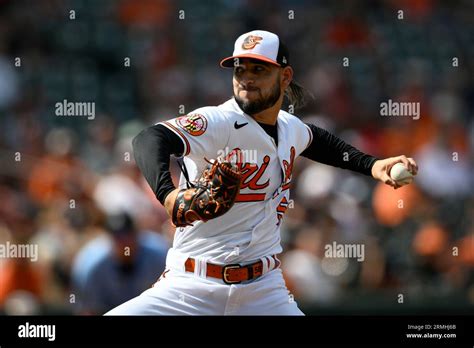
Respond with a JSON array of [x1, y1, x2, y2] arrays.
[[242, 35, 263, 50]]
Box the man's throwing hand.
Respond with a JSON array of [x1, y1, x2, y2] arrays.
[[371, 155, 418, 189]]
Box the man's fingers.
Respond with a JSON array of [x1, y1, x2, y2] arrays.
[[383, 174, 398, 188], [394, 155, 419, 175], [396, 155, 412, 172], [377, 156, 417, 187], [407, 157, 418, 175], [379, 156, 417, 187]]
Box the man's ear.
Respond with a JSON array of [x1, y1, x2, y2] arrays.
[[281, 66, 293, 88]]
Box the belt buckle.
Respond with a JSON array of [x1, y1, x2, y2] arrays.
[[222, 264, 241, 284]]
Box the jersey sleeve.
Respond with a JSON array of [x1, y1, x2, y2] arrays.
[[157, 107, 230, 160], [293, 118, 313, 157]]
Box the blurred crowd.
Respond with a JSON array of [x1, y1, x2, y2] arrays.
[[0, 0, 472, 314]]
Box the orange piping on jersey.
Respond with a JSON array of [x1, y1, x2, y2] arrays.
[[281, 182, 291, 191], [164, 121, 191, 156], [276, 196, 289, 213], [235, 193, 266, 202], [276, 196, 289, 226]]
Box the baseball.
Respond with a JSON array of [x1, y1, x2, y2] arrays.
[[390, 163, 414, 185]]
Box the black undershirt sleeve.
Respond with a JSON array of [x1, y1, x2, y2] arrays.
[[301, 123, 378, 176], [132, 124, 184, 205]]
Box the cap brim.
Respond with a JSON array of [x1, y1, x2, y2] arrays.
[[220, 53, 281, 68]]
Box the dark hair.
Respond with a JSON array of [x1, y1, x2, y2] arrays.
[[284, 79, 313, 111]]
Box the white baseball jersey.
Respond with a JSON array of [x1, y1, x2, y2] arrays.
[[158, 98, 312, 265]]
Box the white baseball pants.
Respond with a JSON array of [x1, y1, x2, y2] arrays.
[[105, 266, 304, 315]]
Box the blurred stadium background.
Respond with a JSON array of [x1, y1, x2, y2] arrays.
[[0, 0, 472, 315]]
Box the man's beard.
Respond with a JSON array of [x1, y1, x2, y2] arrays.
[[234, 80, 281, 115]]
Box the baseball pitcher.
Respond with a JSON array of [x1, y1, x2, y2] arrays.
[[106, 30, 418, 315]]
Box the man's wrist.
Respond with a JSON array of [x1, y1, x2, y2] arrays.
[[370, 158, 380, 178], [158, 186, 177, 206]]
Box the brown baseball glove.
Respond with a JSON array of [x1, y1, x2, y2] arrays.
[[172, 158, 242, 227]]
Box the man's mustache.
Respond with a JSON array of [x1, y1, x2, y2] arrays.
[[239, 86, 259, 91]]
